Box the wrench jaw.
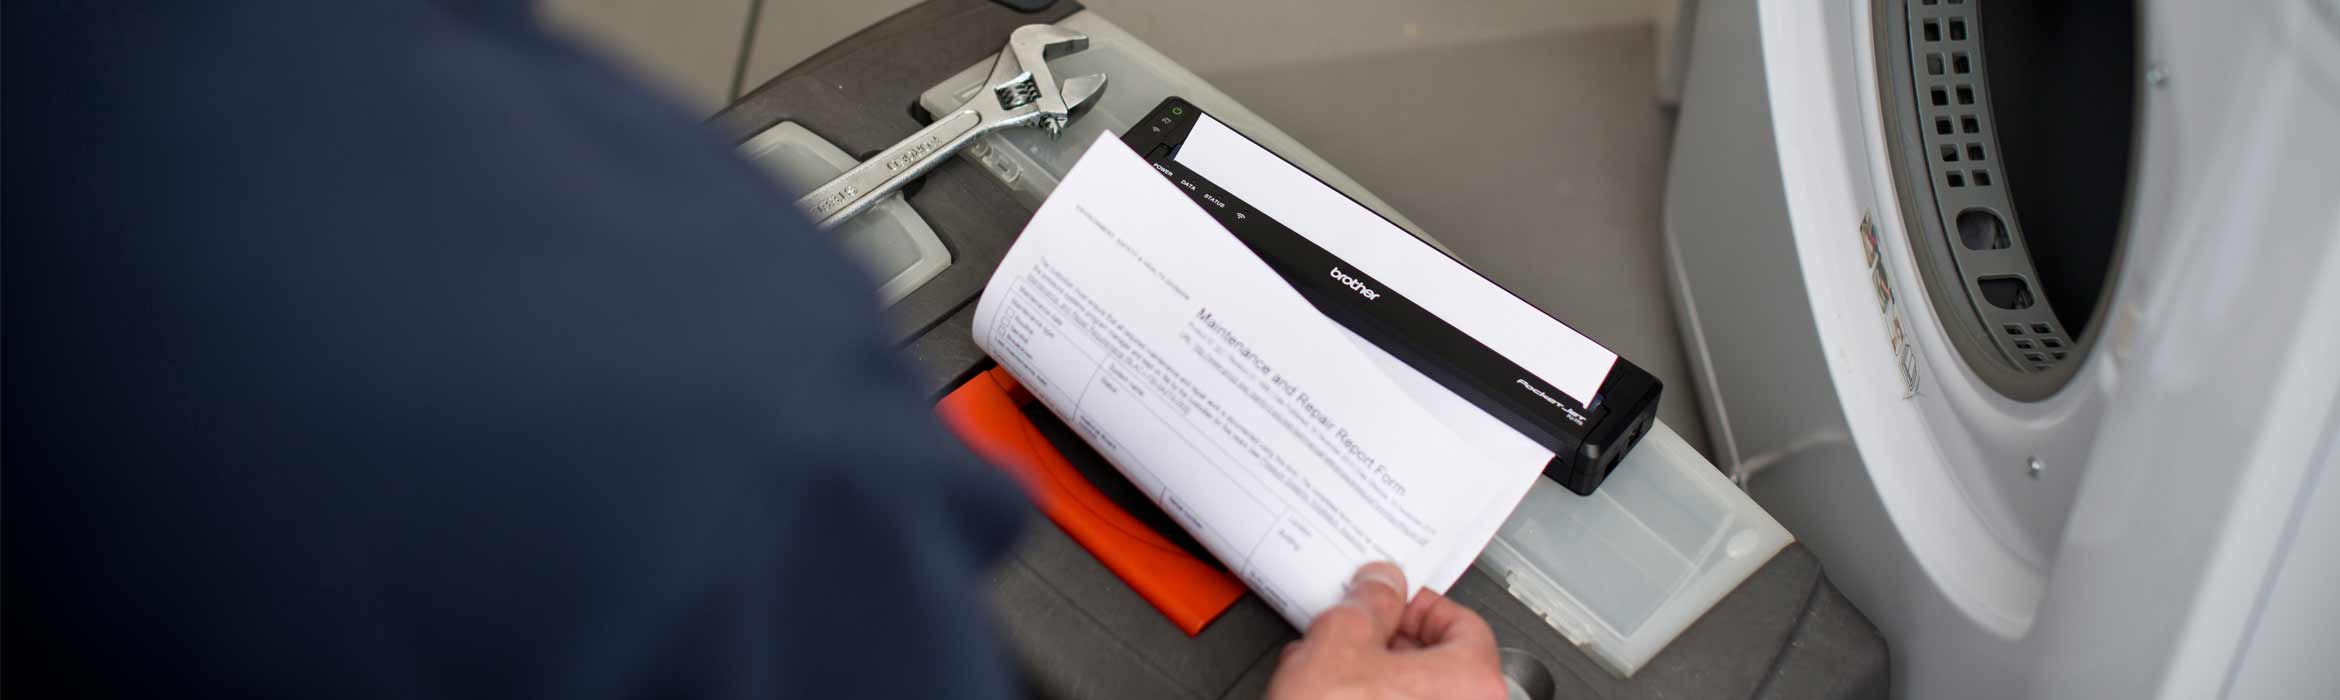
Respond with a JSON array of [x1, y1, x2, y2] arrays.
[[982, 26, 1104, 139], [1021, 73, 1107, 138], [1057, 73, 1109, 132]]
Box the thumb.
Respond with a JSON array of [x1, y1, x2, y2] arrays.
[[1302, 562, 1409, 650]]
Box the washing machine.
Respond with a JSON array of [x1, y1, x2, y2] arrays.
[[1664, 0, 2340, 697]]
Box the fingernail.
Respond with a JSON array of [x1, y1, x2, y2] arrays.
[[1350, 562, 1405, 595]]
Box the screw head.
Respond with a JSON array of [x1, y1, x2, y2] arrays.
[[2146, 64, 2169, 87], [2027, 457, 2045, 479]]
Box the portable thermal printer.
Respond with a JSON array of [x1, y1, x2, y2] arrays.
[[1120, 97, 1664, 495]]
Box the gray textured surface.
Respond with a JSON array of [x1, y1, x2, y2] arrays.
[[1752, 583, 1895, 700]]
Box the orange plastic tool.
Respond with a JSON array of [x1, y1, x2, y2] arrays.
[[936, 366, 1246, 636]]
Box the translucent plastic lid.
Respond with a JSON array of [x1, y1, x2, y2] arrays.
[[1475, 422, 1791, 677]]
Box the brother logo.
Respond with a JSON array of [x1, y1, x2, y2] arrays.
[[1329, 266, 1381, 300]]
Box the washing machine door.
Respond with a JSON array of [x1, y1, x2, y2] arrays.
[[1663, 0, 2340, 697]]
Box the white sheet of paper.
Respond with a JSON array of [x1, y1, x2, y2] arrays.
[[971, 135, 1547, 627]]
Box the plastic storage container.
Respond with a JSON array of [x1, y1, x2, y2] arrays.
[[1477, 422, 1789, 676]]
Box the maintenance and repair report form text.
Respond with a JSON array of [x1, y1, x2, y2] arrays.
[[971, 135, 1548, 627]]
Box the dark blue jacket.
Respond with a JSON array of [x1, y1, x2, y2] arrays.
[[4, 1, 1026, 696]]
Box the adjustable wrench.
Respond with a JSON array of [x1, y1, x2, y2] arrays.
[[794, 25, 1106, 229]]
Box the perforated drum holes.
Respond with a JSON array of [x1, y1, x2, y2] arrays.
[[1897, 0, 2078, 374], [1957, 209, 2010, 250], [1979, 276, 2035, 310]]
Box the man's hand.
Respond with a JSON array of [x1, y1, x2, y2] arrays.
[[1264, 562, 1507, 700]]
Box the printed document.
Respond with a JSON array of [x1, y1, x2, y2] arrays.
[[971, 135, 1548, 627]]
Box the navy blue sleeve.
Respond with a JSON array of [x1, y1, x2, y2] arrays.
[[3, 1, 1027, 697]]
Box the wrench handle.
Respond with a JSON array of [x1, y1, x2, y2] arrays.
[[795, 109, 988, 229]]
